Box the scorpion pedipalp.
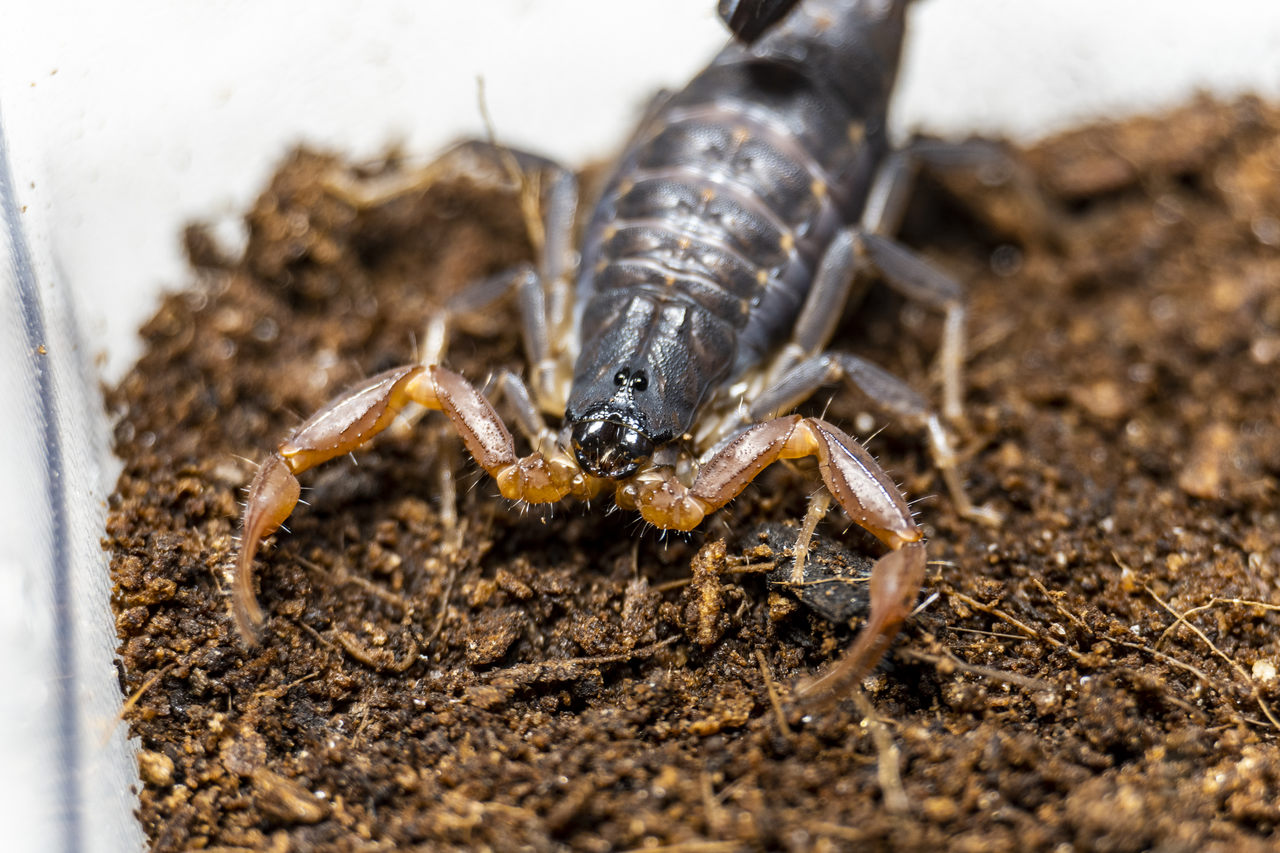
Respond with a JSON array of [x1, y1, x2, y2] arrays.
[[625, 414, 928, 708], [231, 363, 603, 643]]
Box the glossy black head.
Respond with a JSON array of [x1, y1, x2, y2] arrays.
[[570, 367, 655, 478], [565, 291, 736, 480]]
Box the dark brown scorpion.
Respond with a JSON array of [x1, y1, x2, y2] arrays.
[[232, 0, 1006, 707]]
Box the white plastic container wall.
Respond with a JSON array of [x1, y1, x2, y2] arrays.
[[1, 2, 1277, 850]]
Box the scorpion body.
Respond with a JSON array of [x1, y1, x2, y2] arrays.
[[568, 0, 906, 465], [232, 0, 998, 706]]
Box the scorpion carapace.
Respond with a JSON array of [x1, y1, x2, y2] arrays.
[[231, 0, 1004, 709], [567, 291, 736, 472]]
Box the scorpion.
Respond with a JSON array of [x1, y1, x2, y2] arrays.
[[232, 0, 1006, 707]]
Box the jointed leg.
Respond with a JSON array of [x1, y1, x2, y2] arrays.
[[750, 349, 999, 525], [861, 144, 990, 423], [422, 141, 580, 414], [459, 142, 579, 412], [325, 138, 580, 414], [770, 222, 967, 426], [489, 368, 560, 454], [794, 540, 926, 707], [626, 414, 927, 706], [750, 176, 999, 522], [233, 364, 601, 643], [864, 137, 1050, 246], [857, 231, 968, 423]]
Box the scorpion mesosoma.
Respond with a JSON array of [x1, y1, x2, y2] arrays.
[[233, 0, 1003, 706]]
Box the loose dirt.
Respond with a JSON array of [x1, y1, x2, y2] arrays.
[[106, 96, 1280, 852]]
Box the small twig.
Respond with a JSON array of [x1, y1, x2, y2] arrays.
[[712, 774, 753, 809], [949, 591, 1063, 649], [947, 626, 1027, 641], [335, 628, 421, 674], [1145, 585, 1280, 731], [772, 576, 869, 592], [352, 704, 373, 744], [621, 842, 744, 853], [424, 513, 471, 650], [700, 770, 727, 837], [909, 590, 941, 620], [849, 687, 909, 816], [1156, 596, 1280, 650], [298, 555, 415, 614], [425, 558, 461, 648], [476, 77, 545, 256], [809, 821, 870, 842], [754, 648, 793, 739], [1118, 636, 1211, 684], [1110, 637, 1235, 723], [900, 648, 1054, 692], [252, 665, 322, 703], [651, 561, 778, 594], [108, 662, 177, 744], [296, 619, 341, 654], [479, 635, 679, 683], [1030, 577, 1089, 631]]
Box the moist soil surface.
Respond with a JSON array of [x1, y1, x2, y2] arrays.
[[106, 97, 1280, 852]]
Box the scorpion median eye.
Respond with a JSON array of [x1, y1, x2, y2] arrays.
[[630, 371, 648, 392], [613, 370, 628, 387]]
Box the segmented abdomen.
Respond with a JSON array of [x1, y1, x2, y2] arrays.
[[578, 53, 887, 373]]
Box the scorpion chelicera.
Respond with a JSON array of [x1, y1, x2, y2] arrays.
[[232, 0, 1005, 707]]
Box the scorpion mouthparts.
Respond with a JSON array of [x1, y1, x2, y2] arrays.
[[571, 418, 654, 480]]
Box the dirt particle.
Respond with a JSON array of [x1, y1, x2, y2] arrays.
[[1071, 378, 1131, 421], [1253, 659, 1277, 683], [922, 795, 959, 823], [251, 768, 330, 825], [1177, 422, 1235, 499], [462, 609, 524, 665], [137, 750, 175, 788]]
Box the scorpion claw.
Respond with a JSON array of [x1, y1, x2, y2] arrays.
[[233, 454, 300, 643], [793, 540, 928, 709]]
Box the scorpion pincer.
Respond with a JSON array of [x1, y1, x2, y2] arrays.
[[231, 0, 1002, 707]]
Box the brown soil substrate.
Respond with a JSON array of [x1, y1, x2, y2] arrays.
[[106, 96, 1280, 852]]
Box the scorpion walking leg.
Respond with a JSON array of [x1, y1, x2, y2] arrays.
[[435, 181, 576, 417], [328, 136, 579, 411], [233, 364, 598, 643], [770, 213, 967, 425], [426, 140, 580, 413], [863, 139, 1047, 245], [517, 167, 580, 412], [859, 138, 1062, 418], [434, 140, 580, 389], [861, 142, 1031, 423], [749, 203, 999, 522], [629, 415, 927, 706], [490, 368, 564, 454], [750, 349, 1001, 525], [857, 231, 968, 423]]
